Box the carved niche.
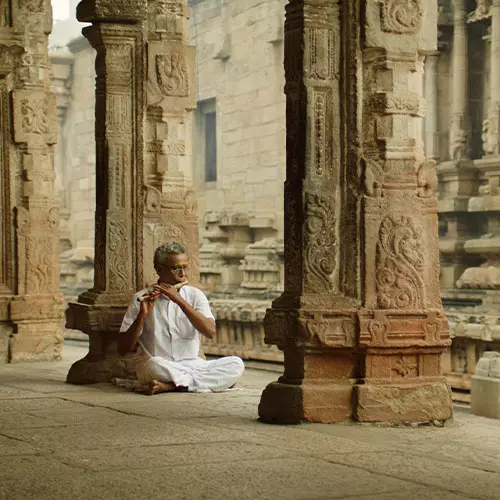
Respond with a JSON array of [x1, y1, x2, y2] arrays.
[[376, 215, 425, 309], [379, 0, 423, 34], [156, 52, 189, 97]]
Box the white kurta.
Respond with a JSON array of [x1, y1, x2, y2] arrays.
[[119, 285, 244, 392]]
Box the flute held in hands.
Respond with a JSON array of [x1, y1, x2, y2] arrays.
[[137, 281, 188, 302]]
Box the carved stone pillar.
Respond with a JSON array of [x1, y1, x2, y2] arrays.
[[66, 0, 147, 382], [449, 0, 469, 161], [259, 0, 452, 424], [424, 52, 440, 160], [0, 1, 65, 363], [66, 0, 198, 383]]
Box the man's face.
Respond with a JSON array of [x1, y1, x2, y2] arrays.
[[155, 253, 189, 285]]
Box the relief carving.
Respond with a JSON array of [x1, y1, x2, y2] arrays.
[[19, 0, 45, 13], [156, 53, 189, 97], [106, 45, 132, 73], [482, 114, 499, 156], [449, 114, 468, 161], [306, 28, 336, 81], [300, 318, 356, 347], [21, 97, 49, 134], [154, 1, 184, 15], [284, 194, 301, 292], [417, 159, 438, 197], [106, 95, 132, 135], [379, 0, 423, 34], [392, 355, 418, 377], [314, 92, 326, 177], [368, 315, 391, 343], [94, 0, 147, 18], [303, 192, 336, 293], [108, 219, 131, 291], [376, 215, 425, 309]]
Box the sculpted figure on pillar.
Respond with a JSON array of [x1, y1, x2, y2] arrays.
[[259, 0, 452, 424]]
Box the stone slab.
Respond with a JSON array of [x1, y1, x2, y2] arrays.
[[329, 451, 500, 499]]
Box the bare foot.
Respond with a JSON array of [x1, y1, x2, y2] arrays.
[[147, 380, 177, 395]]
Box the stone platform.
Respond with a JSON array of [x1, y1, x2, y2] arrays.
[[1, 342, 500, 500]]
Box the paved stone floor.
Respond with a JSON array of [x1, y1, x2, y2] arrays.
[[1, 342, 500, 500]]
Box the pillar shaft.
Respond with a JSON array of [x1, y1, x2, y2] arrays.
[[0, 0, 65, 363], [259, 0, 452, 424], [449, 0, 469, 161]]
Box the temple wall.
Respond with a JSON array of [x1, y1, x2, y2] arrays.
[[188, 0, 286, 296]]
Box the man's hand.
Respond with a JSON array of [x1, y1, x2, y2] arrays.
[[139, 292, 158, 317], [154, 283, 182, 303]]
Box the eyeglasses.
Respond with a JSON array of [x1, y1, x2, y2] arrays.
[[158, 264, 189, 274]]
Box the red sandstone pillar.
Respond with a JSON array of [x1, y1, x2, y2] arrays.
[[259, 0, 453, 424]]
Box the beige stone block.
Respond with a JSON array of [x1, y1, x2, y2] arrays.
[[472, 375, 500, 419], [356, 382, 453, 423]]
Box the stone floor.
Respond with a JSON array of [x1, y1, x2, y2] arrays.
[[1, 342, 500, 500]]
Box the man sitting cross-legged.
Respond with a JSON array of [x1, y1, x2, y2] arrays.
[[118, 242, 244, 395]]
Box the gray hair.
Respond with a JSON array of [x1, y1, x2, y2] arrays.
[[154, 242, 186, 266]]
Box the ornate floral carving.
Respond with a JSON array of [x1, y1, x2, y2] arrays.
[[156, 53, 189, 97], [376, 215, 425, 309], [21, 97, 49, 134], [303, 192, 336, 293], [108, 219, 130, 291], [392, 355, 418, 377], [379, 0, 423, 34]]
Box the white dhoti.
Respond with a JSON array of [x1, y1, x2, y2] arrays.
[[135, 350, 245, 393]]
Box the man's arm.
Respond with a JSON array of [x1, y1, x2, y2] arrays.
[[154, 284, 216, 340], [117, 296, 156, 356]]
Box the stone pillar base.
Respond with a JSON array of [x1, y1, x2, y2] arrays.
[[355, 381, 453, 423], [258, 380, 354, 424], [66, 352, 136, 384], [259, 379, 452, 424]]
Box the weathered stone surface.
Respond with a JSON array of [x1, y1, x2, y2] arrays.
[[472, 351, 500, 419], [356, 382, 453, 423]]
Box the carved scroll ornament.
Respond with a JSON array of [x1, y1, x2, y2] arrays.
[[303, 192, 336, 293], [376, 215, 425, 309]]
